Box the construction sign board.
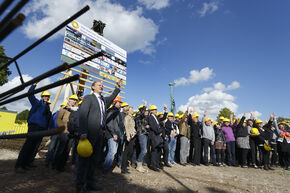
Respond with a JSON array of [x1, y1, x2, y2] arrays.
[[61, 20, 127, 96]]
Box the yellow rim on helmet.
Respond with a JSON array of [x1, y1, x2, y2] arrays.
[[41, 90, 51, 96]]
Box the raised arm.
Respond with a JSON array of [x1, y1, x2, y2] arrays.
[[28, 84, 40, 106]]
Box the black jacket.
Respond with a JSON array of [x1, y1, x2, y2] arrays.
[[135, 106, 149, 135], [254, 120, 273, 145], [148, 114, 163, 148], [187, 114, 202, 138], [235, 116, 248, 138], [105, 106, 124, 139], [215, 128, 226, 142], [165, 119, 177, 137]]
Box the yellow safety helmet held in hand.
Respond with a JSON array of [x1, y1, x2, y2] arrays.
[[69, 94, 79, 100], [150, 105, 157, 111], [121, 102, 129, 108], [264, 143, 273, 151], [41, 90, 51, 96], [251, 128, 259, 135], [77, 139, 93, 158], [256, 119, 263, 124]]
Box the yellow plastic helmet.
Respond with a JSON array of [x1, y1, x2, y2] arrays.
[[157, 112, 164, 117], [150, 105, 157, 111], [138, 105, 144, 110], [205, 117, 211, 123], [193, 112, 199, 118], [233, 119, 236, 123], [179, 114, 184, 119], [167, 112, 174, 118], [90, 90, 93, 95], [60, 101, 67, 107], [175, 113, 180, 118], [264, 143, 273, 151], [47, 99, 52, 104], [69, 94, 79, 100], [223, 118, 230, 122], [146, 108, 149, 111], [41, 90, 51, 96], [77, 139, 93, 158], [133, 112, 137, 117], [250, 128, 259, 135], [213, 122, 218, 126], [219, 116, 224, 120], [121, 102, 129, 108], [78, 100, 83, 105], [256, 119, 263, 124]]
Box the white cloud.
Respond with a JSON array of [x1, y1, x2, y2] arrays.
[[199, 1, 219, 17], [174, 67, 214, 86], [138, 0, 170, 10], [203, 81, 240, 92], [22, 0, 158, 54], [178, 80, 240, 119], [0, 74, 75, 113]]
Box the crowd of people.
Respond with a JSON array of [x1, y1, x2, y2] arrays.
[[13, 80, 290, 193]]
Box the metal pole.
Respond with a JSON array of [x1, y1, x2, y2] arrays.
[[0, 0, 29, 32], [0, 5, 90, 71], [0, 74, 80, 106], [0, 0, 15, 16], [0, 52, 103, 100]]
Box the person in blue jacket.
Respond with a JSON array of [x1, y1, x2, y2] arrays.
[[15, 83, 52, 172]]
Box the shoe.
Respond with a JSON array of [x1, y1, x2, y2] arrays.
[[157, 165, 163, 170], [14, 167, 28, 173], [136, 162, 145, 173], [27, 163, 37, 168], [180, 163, 187, 166], [191, 163, 196, 166], [204, 163, 209, 166], [121, 168, 130, 174], [171, 161, 177, 165], [268, 165, 274, 170], [151, 167, 160, 172], [264, 165, 269, 171], [213, 163, 219, 167], [242, 165, 248, 168], [86, 184, 103, 191], [164, 163, 172, 167]]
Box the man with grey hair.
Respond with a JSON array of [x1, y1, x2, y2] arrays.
[[76, 79, 122, 193]]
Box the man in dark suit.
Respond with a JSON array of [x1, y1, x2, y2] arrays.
[[148, 105, 164, 172], [76, 79, 122, 193]]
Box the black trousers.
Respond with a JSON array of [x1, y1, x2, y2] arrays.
[[203, 138, 216, 165], [54, 133, 73, 171], [15, 124, 44, 169], [258, 146, 270, 166], [162, 139, 169, 164], [216, 149, 225, 163], [249, 138, 257, 165], [121, 137, 135, 170], [189, 138, 194, 162], [76, 135, 104, 190], [282, 151, 290, 168], [192, 137, 201, 164], [241, 149, 249, 166], [151, 146, 161, 169], [270, 144, 278, 166]]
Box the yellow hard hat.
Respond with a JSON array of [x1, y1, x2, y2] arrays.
[[90, 90, 93, 95], [264, 143, 273, 151], [223, 118, 230, 122], [179, 114, 184, 119], [69, 94, 79, 100], [146, 108, 149, 111], [133, 112, 137, 117], [78, 100, 82, 105], [41, 90, 51, 96], [256, 119, 263, 124], [205, 117, 212, 122], [47, 99, 52, 104], [121, 102, 129, 108], [213, 122, 218, 126], [233, 119, 236, 123], [193, 112, 199, 118], [150, 105, 157, 111], [250, 128, 259, 135], [138, 105, 144, 109], [77, 139, 93, 158], [60, 101, 67, 107], [167, 112, 174, 118], [175, 113, 179, 118], [219, 116, 224, 120], [157, 112, 164, 117]]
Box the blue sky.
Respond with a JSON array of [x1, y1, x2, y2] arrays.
[[1, 0, 289, 120]]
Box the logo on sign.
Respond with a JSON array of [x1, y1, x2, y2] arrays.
[[71, 21, 79, 29]]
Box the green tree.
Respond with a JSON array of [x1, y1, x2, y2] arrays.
[[0, 106, 7, 110], [0, 46, 11, 86], [216, 107, 234, 121], [176, 110, 184, 115], [16, 109, 29, 121], [277, 117, 290, 123]]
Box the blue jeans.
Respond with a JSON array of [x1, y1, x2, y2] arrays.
[[45, 134, 58, 166], [103, 138, 118, 174], [226, 141, 236, 166], [117, 135, 124, 167], [168, 137, 177, 163], [137, 134, 148, 163]]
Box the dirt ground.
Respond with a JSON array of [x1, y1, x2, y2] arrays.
[[0, 145, 289, 193]]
